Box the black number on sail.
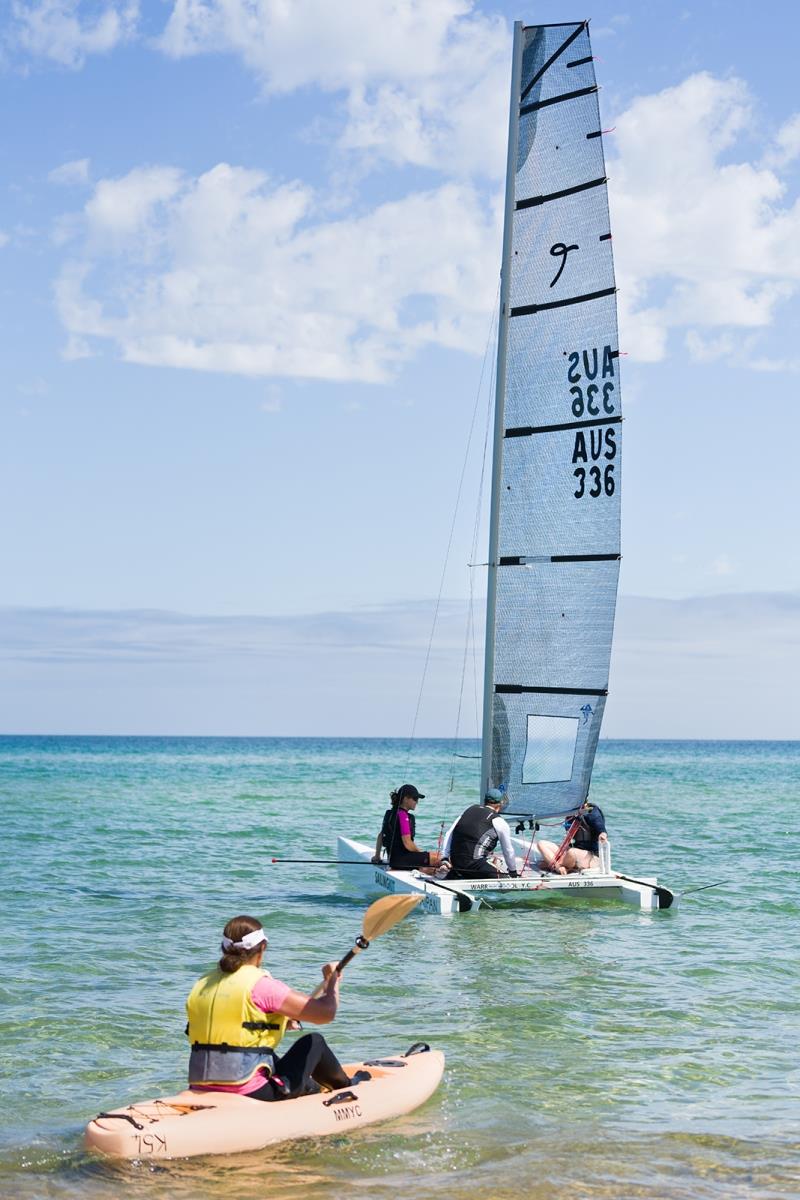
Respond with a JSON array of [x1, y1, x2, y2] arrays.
[[549, 241, 579, 288], [573, 463, 614, 499]]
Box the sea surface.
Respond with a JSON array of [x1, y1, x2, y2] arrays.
[[0, 736, 798, 1199]]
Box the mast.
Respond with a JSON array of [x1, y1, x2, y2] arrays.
[[480, 21, 524, 797]]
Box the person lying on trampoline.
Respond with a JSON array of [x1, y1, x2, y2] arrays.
[[535, 802, 609, 874]]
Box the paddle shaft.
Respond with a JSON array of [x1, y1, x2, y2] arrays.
[[308, 937, 369, 1000], [308, 895, 421, 998], [334, 936, 368, 975]]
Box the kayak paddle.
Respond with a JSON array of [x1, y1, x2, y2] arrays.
[[310, 894, 421, 998]]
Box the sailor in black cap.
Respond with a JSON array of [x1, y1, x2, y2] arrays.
[[372, 783, 443, 873]]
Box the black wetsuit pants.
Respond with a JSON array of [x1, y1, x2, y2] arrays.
[[249, 1032, 350, 1101], [448, 858, 504, 880]]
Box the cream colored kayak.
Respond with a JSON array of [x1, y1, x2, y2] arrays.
[[85, 1044, 444, 1159]]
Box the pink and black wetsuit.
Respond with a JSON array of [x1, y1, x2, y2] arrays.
[[381, 806, 430, 869]]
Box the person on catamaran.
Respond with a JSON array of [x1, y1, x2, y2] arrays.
[[186, 914, 369, 1102], [441, 789, 519, 880], [371, 783, 443, 873], [535, 802, 608, 874]]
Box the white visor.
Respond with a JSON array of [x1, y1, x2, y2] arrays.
[[222, 928, 267, 951]]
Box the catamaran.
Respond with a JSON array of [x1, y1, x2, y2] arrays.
[[339, 20, 671, 914]]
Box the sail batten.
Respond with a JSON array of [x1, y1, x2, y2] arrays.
[[516, 177, 608, 209], [482, 20, 621, 820], [499, 554, 620, 564], [521, 85, 598, 115], [511, 288, 616, 316], [496, 687, 608, 697], [506, 414, 621, 438]]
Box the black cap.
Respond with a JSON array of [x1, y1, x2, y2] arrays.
[[397, 783, 425, 801]]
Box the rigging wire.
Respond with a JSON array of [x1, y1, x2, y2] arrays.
[[400, 283, 501, 805], [443, 285, 500, 791], [436, 286, 501, 845], [469, 311, 499, 740], [446, 302, 499, 800]]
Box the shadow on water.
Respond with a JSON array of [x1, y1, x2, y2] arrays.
[[45, 882, 369, 910], [267, 891, 369, 911]]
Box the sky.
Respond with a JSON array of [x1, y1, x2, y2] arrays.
[[1, 0, 798, 738]]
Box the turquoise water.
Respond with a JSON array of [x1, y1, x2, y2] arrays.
[[1, 736, 798, 1199]]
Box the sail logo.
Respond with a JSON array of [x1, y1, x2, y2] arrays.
[[549, 241, 579, 287], [580, 704, 593, 724]]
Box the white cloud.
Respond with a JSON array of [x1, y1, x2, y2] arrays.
[[160, 0, 483, 92], [48, 157, 91, 186], [0, 231, 8, 248], [609, 73, 800, 362], [747, 355, 800, 373], [158, 0, 509, 178], [85, 165, 183, 239], [40, 24, 800, 383], [56, 162, 500, 382], [10, 0, 139, 68], [763, 113, 800, 169], [685, 330, 737, 363]]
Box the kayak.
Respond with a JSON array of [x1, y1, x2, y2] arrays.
[[84, 1043, 444, 1159]]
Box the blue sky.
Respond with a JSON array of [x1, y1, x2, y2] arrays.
[[1, 0, 798, 736]]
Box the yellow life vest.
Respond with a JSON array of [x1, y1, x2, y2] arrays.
[[186, 964, 289, 1086]]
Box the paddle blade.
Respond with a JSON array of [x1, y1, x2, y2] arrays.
[[362, 894, 422, 941]]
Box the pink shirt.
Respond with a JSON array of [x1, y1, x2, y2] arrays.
[[191, 973, 292, 1096], [397, 808, 412, 838]]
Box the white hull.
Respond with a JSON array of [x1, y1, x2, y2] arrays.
[[337, 837, 671, 913]]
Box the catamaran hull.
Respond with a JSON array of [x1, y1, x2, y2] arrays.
[[337, 837, 468, 914], [337, 837, 670, 913]]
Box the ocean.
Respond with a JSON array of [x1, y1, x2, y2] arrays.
[[0, 735, 797, 1199]]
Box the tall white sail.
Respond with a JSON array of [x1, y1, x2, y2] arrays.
[[481, 21, 620, 820]]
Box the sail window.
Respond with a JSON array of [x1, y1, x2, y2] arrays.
[[522, 715, 578, 784]]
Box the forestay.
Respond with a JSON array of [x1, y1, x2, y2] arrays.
[[482, 21, 620, 820]]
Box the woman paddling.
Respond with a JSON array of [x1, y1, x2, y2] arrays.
[[186, 915, 367, 1101], [372, 784, 442, 874]]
